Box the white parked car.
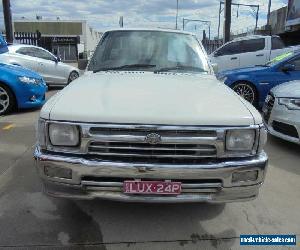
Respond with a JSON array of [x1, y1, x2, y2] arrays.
[[34, 28, 268, 203], [210, 35, 299, 72], [263, 80, 300, 144], [0, 44, 80, 86]]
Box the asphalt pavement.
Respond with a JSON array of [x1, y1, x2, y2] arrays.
[[0, 89, 299, 250]]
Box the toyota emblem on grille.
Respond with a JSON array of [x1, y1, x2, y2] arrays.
[[144, 133, 161, 144]]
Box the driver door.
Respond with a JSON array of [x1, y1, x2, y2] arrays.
[[31, 47, 65, 84], [211, 41, 242, 72]]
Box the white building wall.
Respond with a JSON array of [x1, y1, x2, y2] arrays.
[[83, 22, 102, 58]]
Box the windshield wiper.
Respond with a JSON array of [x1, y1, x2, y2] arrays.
[[93, 64, 156, 73], [154, 65, 207, 73]]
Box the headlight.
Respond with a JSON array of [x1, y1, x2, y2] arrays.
[[226, 129, 255, 151], [49, 123, 80, 147], [19, 76, 41, 85], [278, 98, 300, 110]]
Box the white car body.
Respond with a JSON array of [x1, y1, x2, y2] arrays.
[[35, 28, 268, 203], [210, 35, 300, 73], [0, 44, 79, 85], [263, 81, 300, 144]]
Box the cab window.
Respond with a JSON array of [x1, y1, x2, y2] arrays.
[[241, 38, 265, 53], [215, 41, 242, 56]]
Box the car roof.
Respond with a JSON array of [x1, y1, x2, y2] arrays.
[[231, 35, 280, 42], [103, 28, 195, 36]]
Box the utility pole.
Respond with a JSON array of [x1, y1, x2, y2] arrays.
[[223, 0, 231, 43], [2, 0, 13, 43], [175, 0, 179, 29], [217, 1, 222, 39], [255, 5, 259, 31], [218, 1, 259, 40], [267, 0, 271, 26]]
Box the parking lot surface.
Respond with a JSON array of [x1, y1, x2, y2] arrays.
[[0, 89, 299, 249]]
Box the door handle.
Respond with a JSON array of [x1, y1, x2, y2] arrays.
[[230, 57, 238, 60], [256, 54, 264, 57]]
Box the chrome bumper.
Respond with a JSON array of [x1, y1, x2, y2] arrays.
[[34, 147, 268, 203]]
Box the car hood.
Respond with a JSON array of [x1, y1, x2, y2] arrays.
[[271, 80, 300, 98], [0, 62, 42, 79], [42, 71, 260, 126], [219, 66, 269, 77]]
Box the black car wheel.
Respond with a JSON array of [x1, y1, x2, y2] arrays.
[[232, 82, 258, 105], [0, 84, 15, 115]]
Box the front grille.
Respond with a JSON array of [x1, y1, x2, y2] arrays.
[[272, 121, 299, 139], [86, 126, 219, 163], [263, 94, 275, 123], [81, 176, 223, 194], [88, 141, 217, 159], [89, 127, 217, 137]]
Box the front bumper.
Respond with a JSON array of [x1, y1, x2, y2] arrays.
[[34, 147, 268, 203], [264, 101, 300, 145], [16, 81, 47, 109]]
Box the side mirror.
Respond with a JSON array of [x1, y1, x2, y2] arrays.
[[78, 59, 88, 70], [211, 63, 218, 73], [213, 51, 220, 57], [53, 56, 61, 63], [282, 64, 295, 72]]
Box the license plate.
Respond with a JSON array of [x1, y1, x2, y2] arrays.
[[123, 181, 181, 195]]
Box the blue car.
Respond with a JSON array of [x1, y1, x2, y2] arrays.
[[217, 51, 300, 108], [0, 63, 47, 115], [0, 34, 47, 115]]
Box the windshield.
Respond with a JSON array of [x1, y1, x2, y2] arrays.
[[265, 51, 294, 66], [88, 31, 210, 74]]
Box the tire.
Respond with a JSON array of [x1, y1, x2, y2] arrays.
[[68, 71, 79, 84], [232, 82, 258, 105], [0, 83, 16, 115]]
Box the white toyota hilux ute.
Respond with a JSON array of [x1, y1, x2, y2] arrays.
[[34, 29, 268, 203]]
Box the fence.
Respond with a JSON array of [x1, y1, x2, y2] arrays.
[[202, 39, 224, 54], [13, 31, 41, 46]]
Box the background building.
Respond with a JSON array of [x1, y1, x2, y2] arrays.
[[13, 20, 102, 61]]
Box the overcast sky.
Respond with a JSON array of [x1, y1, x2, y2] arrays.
[[0, 0, 287, 38]]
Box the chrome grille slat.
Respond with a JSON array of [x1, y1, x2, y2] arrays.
[[88, 135, 217, 144], [90, 127, 217, 137], [88, 145, 216, 152], [86, 151, 216, 159]]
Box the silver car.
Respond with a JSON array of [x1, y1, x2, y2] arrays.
[[0, 44, 79, 86], [263, 80, 300, 144]]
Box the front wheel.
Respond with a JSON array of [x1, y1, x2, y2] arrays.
[[68, 71, 79, 84], [0, 84, 15, 115], [232, 82, 258, 105]]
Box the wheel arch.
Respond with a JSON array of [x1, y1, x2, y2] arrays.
[[0, 80, 18, 109]]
